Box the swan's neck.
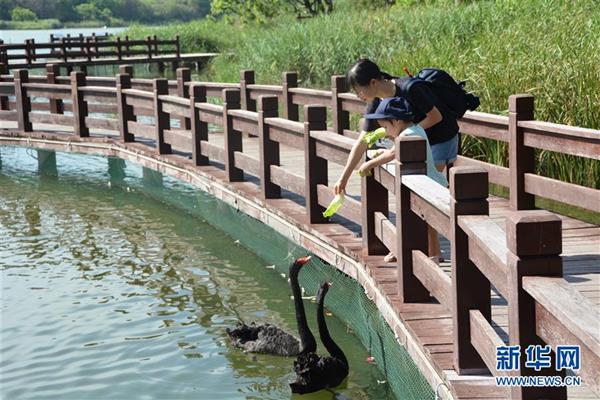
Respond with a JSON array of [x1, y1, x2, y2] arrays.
[[290, 270, 316, 352], [317, 295, 348, 366]]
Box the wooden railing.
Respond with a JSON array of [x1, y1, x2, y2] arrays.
[[0, 65, 599, 399], [0, 36, 181, 70], [49, 32, 111, 43]]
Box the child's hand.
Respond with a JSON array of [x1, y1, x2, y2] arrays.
[[358, 162, 373, 177]]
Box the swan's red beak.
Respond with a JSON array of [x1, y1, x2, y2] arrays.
[[296, 256, 311, 265]]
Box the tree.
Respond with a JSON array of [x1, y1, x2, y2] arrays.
[[10, 6, 38, 21], [76, 3, 112, 23], [210, 0, 333, 23]]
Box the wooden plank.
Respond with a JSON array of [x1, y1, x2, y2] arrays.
[[163, 129, 192, 152], [469, 309, 506, 376], [373, 211, 397, 254], [127, 121, 154, 139], [459, 215, 509, 298], [410, 190, 452, 240], [29, 112, 73, 126], [85, 117, 118, 131], [412, 250, 452, 310], [523, 276, 600, 358], [0, 110, 17, 121], [454, 156, 509, 188], [200, 141, 225, 163], [233, 151, 260, 176], [269, 165, 304, 196], [524, 173, 600, 213]]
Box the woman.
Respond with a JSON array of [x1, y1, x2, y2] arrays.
[[335, 59, 458, 263]]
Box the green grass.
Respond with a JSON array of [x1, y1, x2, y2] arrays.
[[124, 0, 600, 193]]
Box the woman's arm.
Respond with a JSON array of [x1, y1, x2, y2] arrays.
[[334, 131, 369, 194], [418, 106, 443, 130]]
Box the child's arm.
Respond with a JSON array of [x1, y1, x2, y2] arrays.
[[358, 148, 395, 176]]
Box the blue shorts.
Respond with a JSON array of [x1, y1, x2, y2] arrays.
[[431, 135, 458, 166]]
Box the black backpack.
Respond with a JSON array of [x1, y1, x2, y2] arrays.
[[400, 68, 480, 118]]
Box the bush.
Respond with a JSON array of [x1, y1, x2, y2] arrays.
[[10, 6, 37, 21]]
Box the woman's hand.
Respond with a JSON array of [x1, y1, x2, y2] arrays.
[[334, 177, 348, 195]]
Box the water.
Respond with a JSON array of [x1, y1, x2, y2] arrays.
[[0, 146, 396, 400], [0, 27, 126, 44]]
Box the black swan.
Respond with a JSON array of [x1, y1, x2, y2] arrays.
[[226, 256, 317, 356], [290, 281, 349, 394]]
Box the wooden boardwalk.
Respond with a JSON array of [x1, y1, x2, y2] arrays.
[[1, 121, 598, 399]]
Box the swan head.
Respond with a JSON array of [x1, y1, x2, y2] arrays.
[[289, 256, 311, 275], [316, 281, 332, 301]]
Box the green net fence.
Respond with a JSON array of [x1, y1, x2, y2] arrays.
[[137, 161, 436, 400]]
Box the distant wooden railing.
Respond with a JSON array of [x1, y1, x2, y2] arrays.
[[0, 36, 181, 70], [49, 32, 111, 43], [0, 65, 599, 399]]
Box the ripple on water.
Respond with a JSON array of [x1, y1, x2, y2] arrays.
[[0, 148, 397, 400]]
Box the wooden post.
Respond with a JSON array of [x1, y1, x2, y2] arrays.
[[395, 135, 430, 301], [30, 38, 36, 62], [506, 210, 565, 400], [509, 94, 535, 210], [189, 84, 208, 166], [0, 40, 7, 74], [450, 166, 490, 374], [25, 39, 32, 66], [116, 37, 122, 61], [304, 105, 328, 224], [153, 78, 171, 154], [175, 35, 181, 59], [14, 69, 32, 132], [71, 71, 89, 137], [0, 62, 9, 111], [116, 73, 134, 142], [176, 67, 191, 130], [223, 88, 243, 181], [331, 75, 349, 135], [361, 164, 389, 256], [46, 64, 63, 114], [119, 64, 133, 77], [239, 70, 256, 112], [282, 71, 299, 121], [60, 38, 68, 64], [85, 37, 92, 62], [146, 36, 153, 60], [258, 95, 280, 199], [124, 35, 130, 57], [153, 34, 159, 56]]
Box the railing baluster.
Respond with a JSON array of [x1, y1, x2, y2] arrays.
[[240, 70, 256, 112], [14, 69, 32, 132], [71, 71, 89, 137], [395, 135, 430, 301], [361, 164, 389, 256], [116, 72, 134, 143], [509, 94, 535, 210], [189, 84, 208, 166], [450, 166, 490, 373], [331, 75, 349, 135], [177, 67, 191, 130], [304, 105, 328, 223], [506, 210, 565, 400], [223, 88, 243, 181], [116, 37, 122, 61], [282, 71, 299, 121], [0, 61, 9, 111], [47, 64, 63, 115], [146, 36, 153, 60], [153, 78, 171, 154], [119, 64, 133, 77], [258, 95, 280, 199]]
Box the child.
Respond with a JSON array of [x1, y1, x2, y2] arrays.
[[358, 97, 447, 263]]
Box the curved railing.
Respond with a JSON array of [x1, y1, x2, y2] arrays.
[[0, 65, 599, 399]]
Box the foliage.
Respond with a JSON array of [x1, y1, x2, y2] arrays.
[[10, 6, 37, 21], [210, 0, 333, 23], [126, 0, 600, 189], [0, 0, 210, 25]]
